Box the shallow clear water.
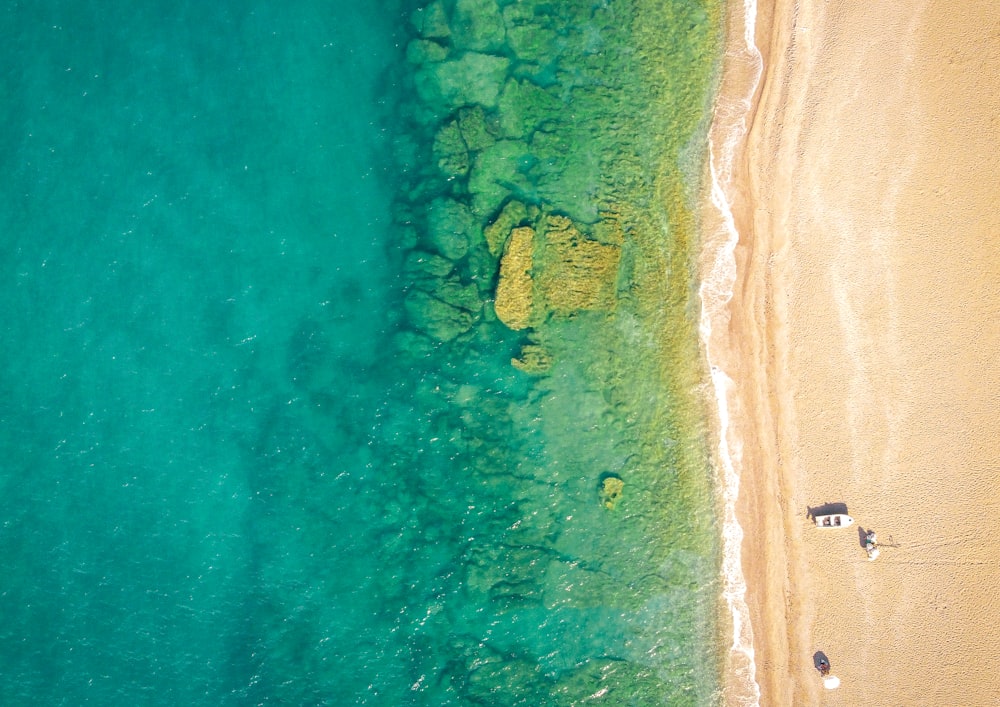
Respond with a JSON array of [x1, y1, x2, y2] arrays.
[[1, 1, 723, 704]]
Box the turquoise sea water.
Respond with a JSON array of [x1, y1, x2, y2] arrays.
[[2, 1, 722, 704]]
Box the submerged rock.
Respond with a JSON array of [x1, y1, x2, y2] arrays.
[[599, 475, 624, 509], [406, 38, 449, 65], [511, 342, 551, 374], [392, 329, 439, 359], [537, 214, 620, 315], [530, 130, 602, 224], [427, 197, 478, 260], [483, 199, 529, 256], [429, 275, 482, 313], [404, 289, 476, 341], [414, 52, 511, 113], [403, 250, 455, 281], [502, 4, 559, 65], [465, 243, 499, 294], [493, 225, 535, 330], [497, 78, 562, 138], [451, 0, 506, 53], [432, 120, 470, 178], [468, 139, 533, 218], [410, 0, 451, 40], [467, 657, 544, 703], [456, 105, 497, 152]]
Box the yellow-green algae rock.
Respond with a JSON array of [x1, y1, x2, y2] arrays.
[[483, 199, 529, 256], [493, 225, 534, 330], [492, 210, 622, 339], [599, 476, 624, 510], [510, 342, 551, 374], [537, 214, 621, 316]]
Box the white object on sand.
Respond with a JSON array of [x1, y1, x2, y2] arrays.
[[823, 675, 841, 689], [866, 531, 880, 561]]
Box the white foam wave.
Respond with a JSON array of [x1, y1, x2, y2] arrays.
[[698, 0, 764, 704]]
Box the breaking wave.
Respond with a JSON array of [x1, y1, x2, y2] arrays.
[[699, 0, 764, 704]]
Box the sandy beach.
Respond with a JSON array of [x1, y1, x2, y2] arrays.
[[704, 0, 1000, 704]]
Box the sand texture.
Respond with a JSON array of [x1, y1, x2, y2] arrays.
[[715, 0, 1000, 704]]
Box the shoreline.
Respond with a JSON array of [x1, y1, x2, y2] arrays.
[[705, 0, 1000, 703], [698, 0, 766, 703]]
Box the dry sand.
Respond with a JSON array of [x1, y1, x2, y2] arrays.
[[705, 0, 1000, 704]]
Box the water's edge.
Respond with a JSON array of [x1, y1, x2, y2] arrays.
[[699, 0, 765, 703]]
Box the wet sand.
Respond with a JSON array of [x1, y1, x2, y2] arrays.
[[708, 0, 1000, 704]]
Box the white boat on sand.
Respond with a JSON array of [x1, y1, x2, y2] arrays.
[[813, 513, 854, 528]]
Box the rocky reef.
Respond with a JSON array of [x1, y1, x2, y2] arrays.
[[378, 0, 724, 702], [391, 0, 722, 365]]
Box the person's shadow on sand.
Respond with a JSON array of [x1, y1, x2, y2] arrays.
[[857, 525, 872, 549]]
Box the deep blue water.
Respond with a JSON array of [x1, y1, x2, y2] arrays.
[[1, 1, 722, 704]]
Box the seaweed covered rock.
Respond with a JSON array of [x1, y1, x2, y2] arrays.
[[483, 199, 529, 256], [537, 215, 621, 315], [599, 475, 624, 509], [426, 275, 482, 314], [404, 289, 476, 342], [465, 243, 499, 294], [403, 250, 455, 282], [492, 211, 622, 336], [530, 130, 602, 224], [410, 0, 450, 40], [451, 0, 506, 53], [511, 342, 551, 374], [432, 120, 470, 178], [468, 140, 533, 218], [427, 197, 478, 260], [414, 52, 511, 113], [493, 225, 535, 330], [497, 78, 562, 138], [406, 38, 449, 65], [456, 105, 497, 152], [502, 4, 559, 65]]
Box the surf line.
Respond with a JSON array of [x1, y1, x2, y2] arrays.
[[698, 0, 764, 704]]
